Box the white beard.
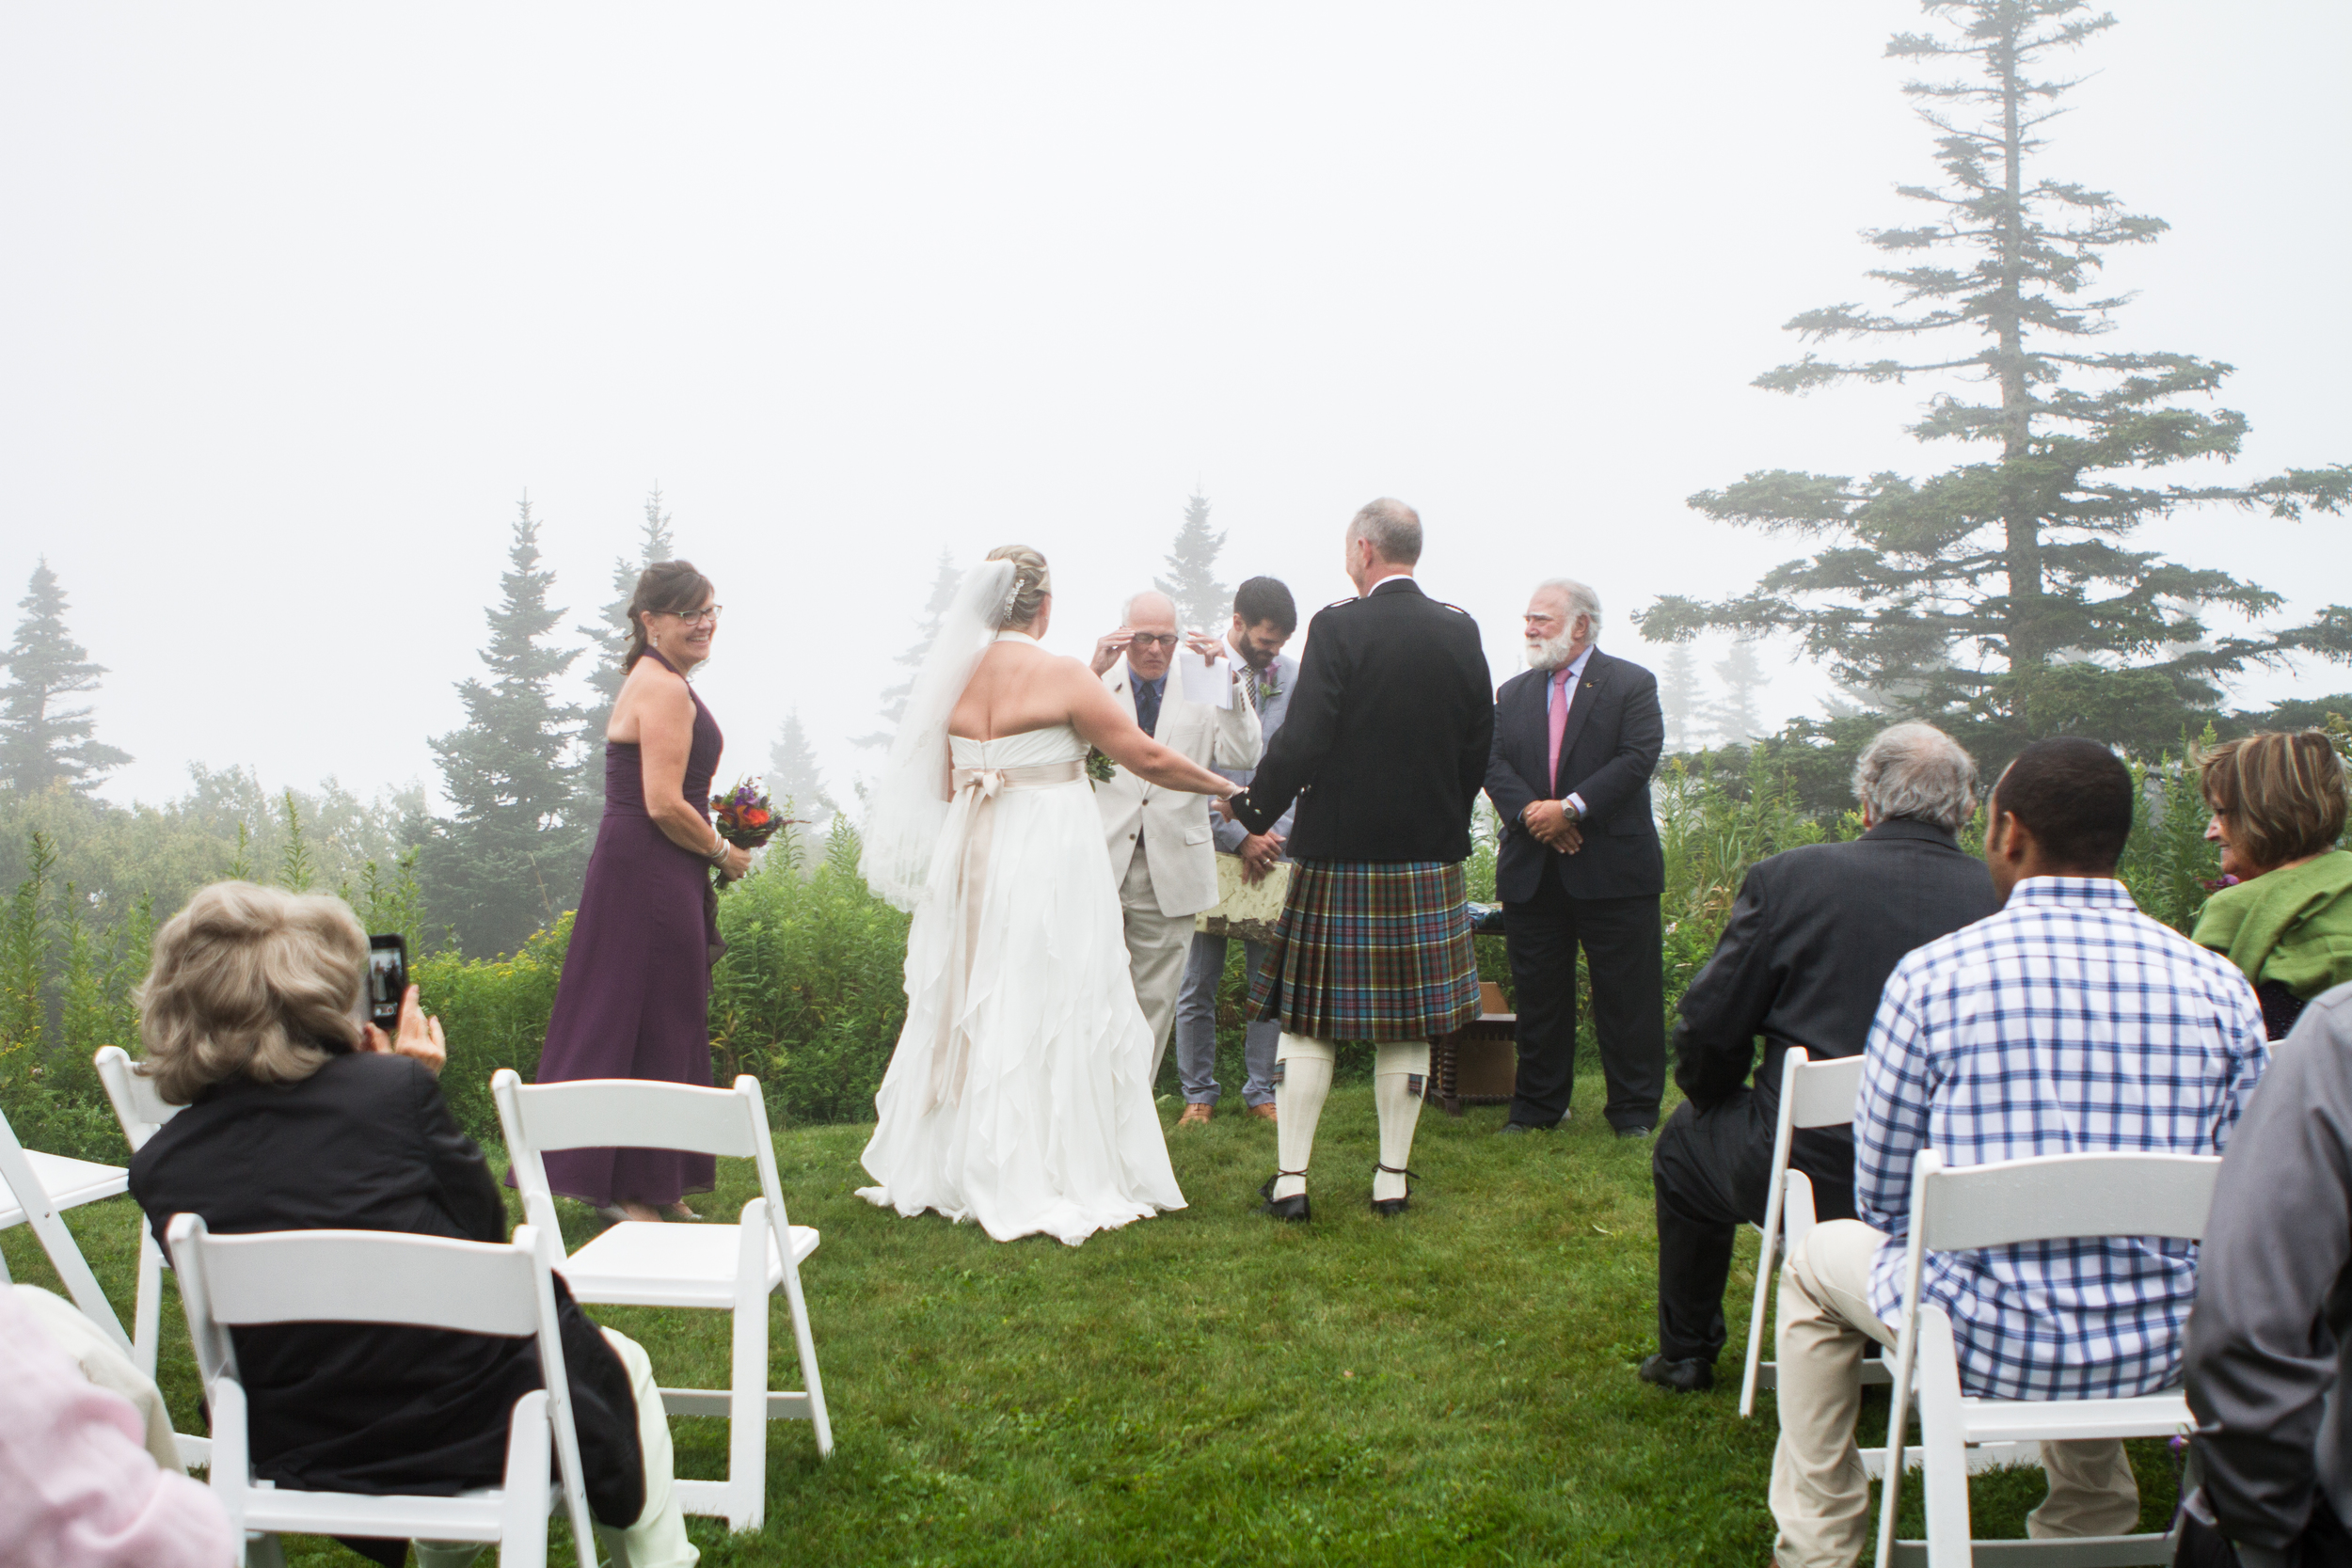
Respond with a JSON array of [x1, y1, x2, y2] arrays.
[[1525, 631, 1576, 671]]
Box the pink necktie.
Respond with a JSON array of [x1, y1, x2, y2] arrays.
[[1546, 666, 1571, 787]]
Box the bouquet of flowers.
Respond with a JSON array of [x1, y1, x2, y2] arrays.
[[711, 780, 795, 849]]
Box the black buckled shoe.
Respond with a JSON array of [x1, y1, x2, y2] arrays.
[[1257, 1171, 1311, 1223], [1370, 1163, 1419, 1218]]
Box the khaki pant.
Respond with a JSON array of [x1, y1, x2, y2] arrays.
[[1119, 850, 1195, 1085], [419, 1327, 697, 1568], [1770, 1220, 2139, 1568]]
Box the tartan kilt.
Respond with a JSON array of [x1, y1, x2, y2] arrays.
[[1247, 859, 1480, 1043]]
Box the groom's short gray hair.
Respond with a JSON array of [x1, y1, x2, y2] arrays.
[[1536, 578, 1602, 639], [1346, 499, 1422, 565]]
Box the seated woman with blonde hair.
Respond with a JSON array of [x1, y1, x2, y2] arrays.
[[125, 881, 699, 1568], [2194, 729, 2352, 1039]]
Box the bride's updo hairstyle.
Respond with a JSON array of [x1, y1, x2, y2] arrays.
[[984, 545, 1051, 630], [624, 560, 717, 673]]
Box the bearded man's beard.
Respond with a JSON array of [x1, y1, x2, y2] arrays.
[[1524, 631, 1575, 671]]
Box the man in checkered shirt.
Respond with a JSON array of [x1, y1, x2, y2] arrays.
[[1769, 737, 2270, 1568]]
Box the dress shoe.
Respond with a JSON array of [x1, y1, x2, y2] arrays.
[[1256, 1172, 1311, 1223], [1175, 1102, 1214, 1128], [1371, 1164, 1417, 1218], [1638, 1354, 1715, 1393], [1247, 1101, 1278, 1123], [1497, 1114, 1566, 1135], [1614, 1124, 1655, 1141]]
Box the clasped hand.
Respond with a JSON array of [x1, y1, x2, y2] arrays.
[[1522, 799, 1584, 854], [1239, 831, 1283, 883]]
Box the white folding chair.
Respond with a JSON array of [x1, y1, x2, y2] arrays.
[[1740, 1047, 1874, 1416], [167, 1212, 600, 1568], [1873, 1149, 2217, 1568], [91, 1045, 212, 1468], [495, 1069, 832, 1531], [0, 1101, 135, 1358]]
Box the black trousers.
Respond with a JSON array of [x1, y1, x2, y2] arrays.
[[1502, 879, 1663, 1132], [1649, 1091, 1858, 1366]]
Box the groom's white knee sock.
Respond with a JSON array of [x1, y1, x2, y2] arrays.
[[1272, 1034, 1334, 1201], [1372, 1040, 1430, 1204]]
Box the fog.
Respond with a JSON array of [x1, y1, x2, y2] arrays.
[[2, 3, 2344, 812]]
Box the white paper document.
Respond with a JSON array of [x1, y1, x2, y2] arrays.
[[1176, 648, 1232, 708]]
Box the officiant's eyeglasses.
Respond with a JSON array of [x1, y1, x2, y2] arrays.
[[1128, 632, 1180, 649], [658, 606, 723, 626]]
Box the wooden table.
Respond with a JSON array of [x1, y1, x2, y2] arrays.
[[1433, 979, 1518, 1117]]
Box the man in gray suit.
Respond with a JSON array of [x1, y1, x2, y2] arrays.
[[1172, 578, 1299, 1126]]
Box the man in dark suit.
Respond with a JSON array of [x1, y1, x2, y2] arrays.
[[1639, 722, 1998, 1393], [1485, 578, 1665, 1137], [1229, 498, 1492, 1220]]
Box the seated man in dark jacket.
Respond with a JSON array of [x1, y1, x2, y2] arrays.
[[126, 880, 699, 1568], [2182, 981, 2352, 1568], [1640, 723, 1999, 1393]]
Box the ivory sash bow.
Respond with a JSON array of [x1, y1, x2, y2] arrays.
[[926, 756, 1086, 1112]]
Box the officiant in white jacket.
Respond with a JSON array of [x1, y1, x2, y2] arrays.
[[1091, 589, 1263, 1083]]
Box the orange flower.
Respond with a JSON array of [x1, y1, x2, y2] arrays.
[[744, 807, 770, 826]]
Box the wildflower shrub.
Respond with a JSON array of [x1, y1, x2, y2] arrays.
[[0, 741, 2278, 1144]]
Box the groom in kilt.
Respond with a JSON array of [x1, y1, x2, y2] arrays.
[[1228, 498, 1493, 1220]]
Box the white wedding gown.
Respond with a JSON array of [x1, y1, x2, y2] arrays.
[[856, 720, 1186, 1245]]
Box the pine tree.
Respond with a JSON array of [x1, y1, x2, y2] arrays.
[[580, 488, 677, 710], [766, 711, 835, 823], [1638, 0, 2351, 766], [1153, 492, 1230, 634], [1658, 642, 1707, 753], [853, 550, 963, 750], [0, 562, 131, 797], [1708, 640, 1772, 745], [420, 498, 590, 958]]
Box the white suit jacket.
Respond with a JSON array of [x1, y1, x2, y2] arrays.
[[1096, 657, 1263, 917]]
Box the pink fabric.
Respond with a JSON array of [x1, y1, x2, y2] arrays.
[[0, 1290, 232, 1568], [1545, 664, 1571, 787]]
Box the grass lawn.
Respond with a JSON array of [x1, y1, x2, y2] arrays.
[[5, 1072, 2185, 1566]]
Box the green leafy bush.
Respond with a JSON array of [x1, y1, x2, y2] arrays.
[[416, 912, 573, 1143]]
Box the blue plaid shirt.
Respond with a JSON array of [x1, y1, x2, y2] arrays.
[[1854, 877, 2269, 1402]]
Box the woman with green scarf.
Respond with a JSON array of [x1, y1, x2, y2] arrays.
[[2193, 730, 2352, 1039]]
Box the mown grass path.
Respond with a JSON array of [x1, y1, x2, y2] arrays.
[[5, 1074, 2182, 1565]]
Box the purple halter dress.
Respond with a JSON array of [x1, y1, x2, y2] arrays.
[[531, 650, 725, 1208]]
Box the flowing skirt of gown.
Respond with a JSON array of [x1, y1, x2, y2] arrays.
[[856, 725, 1185, 1246]]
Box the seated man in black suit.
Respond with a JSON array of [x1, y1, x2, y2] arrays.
[[1639, 722, 1998, 1393], [1485, 578, 1666, 1137]]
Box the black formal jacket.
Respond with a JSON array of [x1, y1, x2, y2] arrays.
[[130, 1051, 645, 1554], [1485, 648, 1665, 903], [1232, 578, 1493, 862], [1673, 818, 2000, 1169]]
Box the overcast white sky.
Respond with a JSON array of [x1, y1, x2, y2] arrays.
[[3, 3, 2345, 813]]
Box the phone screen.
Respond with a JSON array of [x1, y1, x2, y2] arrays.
[[367, 934, 408, 1029]]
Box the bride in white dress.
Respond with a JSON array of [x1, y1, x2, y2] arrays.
[[856, 546, 1236, 1245]]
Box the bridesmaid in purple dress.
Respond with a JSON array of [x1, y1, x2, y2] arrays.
[[533, 561, 751, 1224]]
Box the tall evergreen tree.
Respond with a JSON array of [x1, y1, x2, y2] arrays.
[[1657, 642, 1706, 753], [420, 498, 589, 958], [854, 550, 963, 750], [1708, 640, 1772, 744], [766, 710, 835, 823], [581, 488, 677, 710], [1639, 0, 2350, 765], [0, 562, 131, 797], [1153, 492, 1230, 634]]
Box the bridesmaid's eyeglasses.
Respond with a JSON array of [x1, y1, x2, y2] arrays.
[[659, 606, 723, 626]]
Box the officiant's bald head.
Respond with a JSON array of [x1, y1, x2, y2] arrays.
[[1120, 591, 1179, 681]]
